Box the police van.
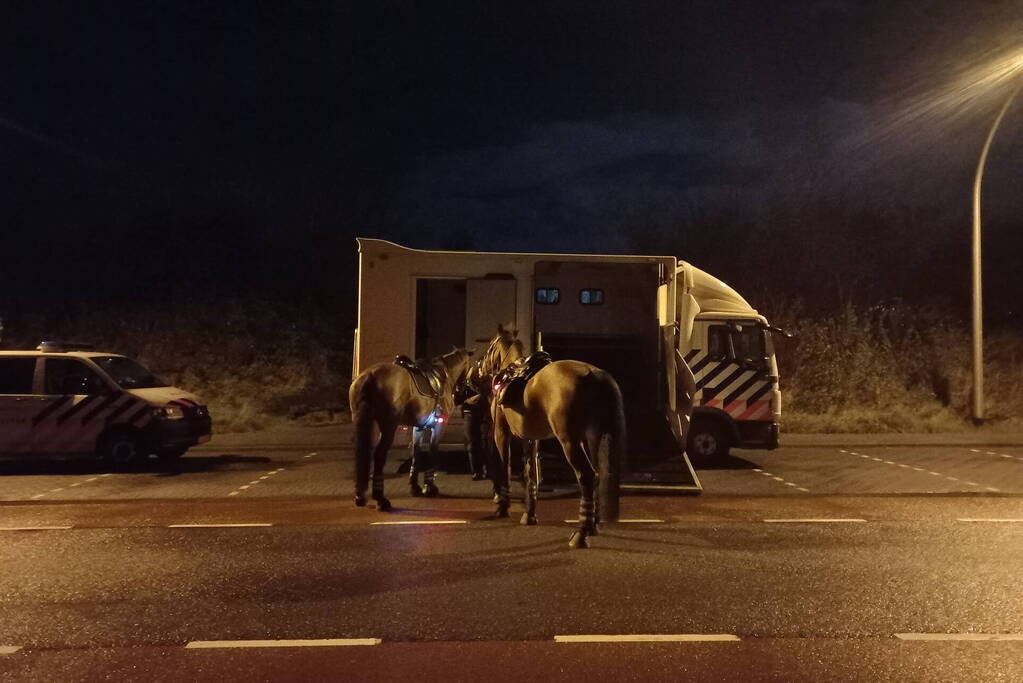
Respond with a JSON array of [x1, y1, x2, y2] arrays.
[[0, 342, 212, 461]]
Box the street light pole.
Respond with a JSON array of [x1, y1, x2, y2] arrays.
[[971, 83, 1021, 423]]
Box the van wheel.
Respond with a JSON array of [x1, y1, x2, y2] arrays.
[[98, 432, 142, 464], [687, 418, 731, 464]]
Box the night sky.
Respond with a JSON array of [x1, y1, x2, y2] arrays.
[[2, 1, 1021, 314]]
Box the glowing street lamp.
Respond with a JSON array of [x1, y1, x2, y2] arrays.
[[971, 62, 1022, 422]]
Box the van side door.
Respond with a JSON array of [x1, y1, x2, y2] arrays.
[[0, 357, 42, 454], [34, 358, 115, 455]]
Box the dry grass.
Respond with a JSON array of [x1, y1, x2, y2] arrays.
[[772, 302, 1023, 433]]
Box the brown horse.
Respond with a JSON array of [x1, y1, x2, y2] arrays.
[[349, 348, 473, 510], [480, 325, 625, 548]]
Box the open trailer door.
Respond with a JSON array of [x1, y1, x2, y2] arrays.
[[533, 260, 701, 494]]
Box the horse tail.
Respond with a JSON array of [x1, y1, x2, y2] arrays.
[[594, 370, 625, 523], [350, 372, 376, 496]]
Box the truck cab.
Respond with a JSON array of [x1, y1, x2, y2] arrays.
[[676, 265, 781, 460]]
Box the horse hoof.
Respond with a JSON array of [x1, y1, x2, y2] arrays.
[[496, 505, 510, 519], [568, 531, 589, 549], [375, 497, 392, 512], [520, 513, 538, 526], [409, 484, 423, 497], [354, 494, 367, 507], [589, 524, 599, 536], [423, 482, 440, 498]]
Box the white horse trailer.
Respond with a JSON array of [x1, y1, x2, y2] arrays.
[[353, 238, 782, 491]]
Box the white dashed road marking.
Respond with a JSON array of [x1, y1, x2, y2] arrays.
[[957, 518, 1023, 523], [763, 519, 867, 524], [185, 638, 381, 649], [970, 448, 1023, 463], [840, 450, 1000, 492], [0, 646, 23, 655], [555, 634, 740, 643], [26, 472, 111, 501], [751, 468, 810, 493], [563, 519, 665, 524], [167, 527, 274, 531], [895, 633, 1023, 641], [370, 520, 468, 526], [227, 468, 287, 497]]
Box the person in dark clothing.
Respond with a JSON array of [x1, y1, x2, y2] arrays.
[[462, 394, 491, 480]]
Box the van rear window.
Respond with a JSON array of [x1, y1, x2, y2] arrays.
[[0, 358, 36, 394]]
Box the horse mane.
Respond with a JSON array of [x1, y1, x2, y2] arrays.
[[480, 332, 525, 378]]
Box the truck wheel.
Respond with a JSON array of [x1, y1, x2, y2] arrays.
[[687, 418, 731, 464], [98, 431, 142, 465]]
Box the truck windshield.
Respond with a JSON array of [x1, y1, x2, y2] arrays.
[[732, 326, 766, 363], [91, 356, 168, 389]]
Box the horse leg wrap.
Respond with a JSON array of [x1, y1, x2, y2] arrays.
[[579, 498, 597, 535], [371, 477, 391, 510], [496, 484, 511, 517]]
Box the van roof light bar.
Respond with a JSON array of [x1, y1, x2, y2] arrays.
[[37, 341, 96, 353]]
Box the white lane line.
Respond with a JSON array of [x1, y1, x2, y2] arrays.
[[555, 634, 740, 643], [304, 452, 317, 459], [185, 638, 381, 649], [227, 467, 290, 497], [751, 468, 811, 494], [167, 527, 272, 531], [563, 519, 665, 524], [895, 633, 1023, 641], [0, 526, 73, 531], [370, 520, 468, 526], [764, 519, 867, 523], [842, 450, 999, 491], [0, 646, 22, 655], [970, 448, 1023, 463], [957, 518, 1023, 523], [27, 472, 111, 501]]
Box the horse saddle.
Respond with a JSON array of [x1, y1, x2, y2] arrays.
[[394, 355, 443, 399], [494, 352, 552, 407]]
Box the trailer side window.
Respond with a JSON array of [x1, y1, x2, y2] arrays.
[[579, 289, 604, 305], [535, 288, 560, 304]]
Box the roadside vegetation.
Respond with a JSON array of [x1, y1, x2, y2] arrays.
[[1, 297, 1020, 434], [770, 301, 1023, 433]]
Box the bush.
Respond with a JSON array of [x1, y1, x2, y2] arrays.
[[771, 301, 1023, 432]]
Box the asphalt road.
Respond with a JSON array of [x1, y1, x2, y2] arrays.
[[1, 428, 1022, 682]]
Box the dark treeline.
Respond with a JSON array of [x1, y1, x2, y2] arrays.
[[625, 197, 1023, 328]]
